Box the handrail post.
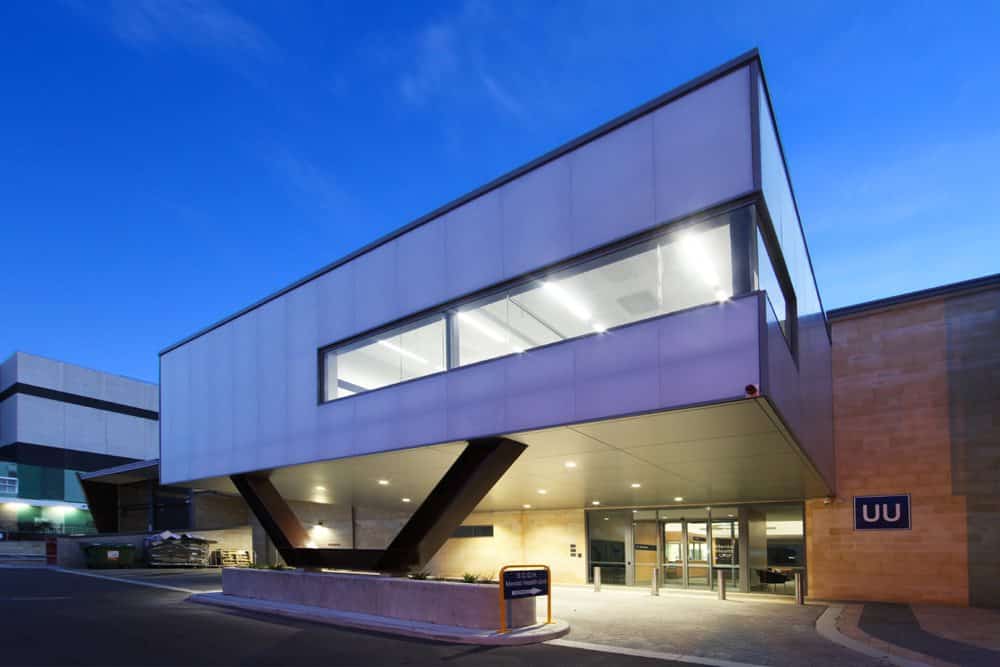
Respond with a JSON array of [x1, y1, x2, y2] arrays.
[[593, 566, 601, 592], [650, 567, 659, 596], [717, 569, 726, 600], [794, 570, 804, 605]]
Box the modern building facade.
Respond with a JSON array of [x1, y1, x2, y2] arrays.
[[159, 50, 835, 593], [0, 352, 158, 536]]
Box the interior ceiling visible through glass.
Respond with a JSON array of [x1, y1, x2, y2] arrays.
[[324, 208, 743, 402]]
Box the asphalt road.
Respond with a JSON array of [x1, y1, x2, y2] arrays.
[[0, 568, 675, 666]]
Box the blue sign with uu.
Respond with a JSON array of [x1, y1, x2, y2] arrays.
[[854, 494, 911, 530]]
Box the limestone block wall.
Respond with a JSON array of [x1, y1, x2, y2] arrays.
[[808, 284, 1000, 607], [427, 509, 586, 584]]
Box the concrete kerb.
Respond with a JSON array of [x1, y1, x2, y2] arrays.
[[189, 592, 570, 645]]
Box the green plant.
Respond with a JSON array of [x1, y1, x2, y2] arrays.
[[462, 572, 478, 583], [408, 569, 431, 580]]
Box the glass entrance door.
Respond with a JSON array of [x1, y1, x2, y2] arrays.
[[686, 520, 710, 587], [662, 521, 684, 586], [659, 508, 711, 589], [711, 509, 740, 589]]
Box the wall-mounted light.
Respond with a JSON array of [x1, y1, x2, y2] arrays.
[[673, 496, 684, 502], [591, 500, 600, 506], [564, 461, 577, 469], [630, 483, 641, 489], [402, 498, 411, 503], [377, 479, 390, 486]]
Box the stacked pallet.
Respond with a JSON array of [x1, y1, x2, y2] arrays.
[[216, 549, 252, 568], [144, 531, 215, 567]]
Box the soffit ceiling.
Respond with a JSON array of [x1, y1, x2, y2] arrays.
[[188, 398, 829, 514]]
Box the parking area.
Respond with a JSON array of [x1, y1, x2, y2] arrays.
[[1, 568, 668, 667], [61, 566, 225, 593]]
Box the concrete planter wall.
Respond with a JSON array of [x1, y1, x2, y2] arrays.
[[223, 568, 537, 630]]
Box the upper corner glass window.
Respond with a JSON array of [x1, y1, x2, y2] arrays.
[[756, 227, 789, 341], [323, 315, 446, 401]]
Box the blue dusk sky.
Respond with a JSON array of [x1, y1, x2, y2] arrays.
[[1, 1, 998, 382]]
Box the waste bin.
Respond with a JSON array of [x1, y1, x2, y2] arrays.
[[82, 543, 136, 569]]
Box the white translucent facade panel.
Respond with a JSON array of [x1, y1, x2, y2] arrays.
[[161, 294, 761, 485], [456, 219, 735, 367], [324, 316, 446, 401]]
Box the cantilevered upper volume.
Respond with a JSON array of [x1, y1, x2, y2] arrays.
[[159, 51, 832, 518]]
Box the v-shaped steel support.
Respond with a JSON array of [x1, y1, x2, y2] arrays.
[[231, 436, 526, 572]]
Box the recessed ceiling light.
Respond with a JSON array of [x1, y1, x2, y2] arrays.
[[591, 500, 600, 506], [673, 496, 684, 502], [537, 489, 547, 495], [564, 461, 577, 469], [401, 498, 411, 503], [523, 504, 532, 509], [630, 483, 641, 488], [377, 479, 390, 486], [314, 485, 326, 492]]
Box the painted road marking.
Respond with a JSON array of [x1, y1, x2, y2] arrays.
[[51, 567, 215, 595], [547, 638, 770, 667]]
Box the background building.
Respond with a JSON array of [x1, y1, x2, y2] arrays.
[[0, 352, 158, 536]]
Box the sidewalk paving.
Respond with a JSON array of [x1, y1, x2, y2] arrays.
[[551, 585, 879, 666], [858, 603, 1000, 667]]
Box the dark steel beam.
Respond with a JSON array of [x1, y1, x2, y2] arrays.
[[378, 437, 526, 572], [230, 436, 524, 572], [230, 473, 310, 554], [78, 476, 119, 534]]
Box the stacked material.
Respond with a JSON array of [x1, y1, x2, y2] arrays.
[[144, 531, 215, 567], [215, 549, 252, 568]]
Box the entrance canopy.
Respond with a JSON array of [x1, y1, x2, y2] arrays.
[[186, 397, 829, 512]]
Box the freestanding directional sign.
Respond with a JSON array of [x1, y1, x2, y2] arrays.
[[497, 564, 552, 634], [503, 568, 549, 599], [854, 494, 911, 530]]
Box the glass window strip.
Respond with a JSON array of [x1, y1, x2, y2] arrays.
[[322, 206, 755, 402]]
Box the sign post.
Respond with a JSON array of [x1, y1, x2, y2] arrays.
[[497, 564, 551, 634]]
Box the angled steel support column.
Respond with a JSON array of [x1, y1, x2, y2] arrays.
[[78, 476, 119, 534], [231, 436, 524, 572], [378, 436, 526, 572], [231, 472, 388, 570], [230, 473, 310, 554]]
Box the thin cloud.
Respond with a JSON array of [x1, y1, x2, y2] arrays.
[[74, 0, 278, 66], [394, 0, 525, 117], [481, 74, 523, 116], [272, 151, 356, 221], [398, 22, 459, 106]]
